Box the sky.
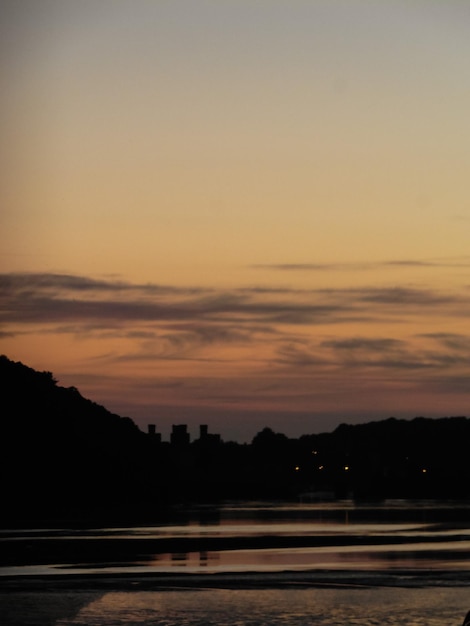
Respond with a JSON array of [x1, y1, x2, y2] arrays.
[[1, 0, 470, 442]]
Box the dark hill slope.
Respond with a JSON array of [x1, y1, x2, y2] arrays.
[[0, 356, 149, 521], [298, 416, 470, 498]]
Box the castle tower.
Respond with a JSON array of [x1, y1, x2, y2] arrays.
[[171, 424, 190, 445]]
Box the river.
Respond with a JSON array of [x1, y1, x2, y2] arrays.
[[1, 499, 470, 625]]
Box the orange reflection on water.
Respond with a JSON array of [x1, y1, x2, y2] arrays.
[[149, 539, 470, 575]]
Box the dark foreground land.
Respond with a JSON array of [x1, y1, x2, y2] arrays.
[[2, 355, 470, 528]]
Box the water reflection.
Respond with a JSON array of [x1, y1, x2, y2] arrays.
[[2, 500, 470, 578], [133, 499, 470, 575], [158, 550, 220, 569], [147, 540, 470, 575]]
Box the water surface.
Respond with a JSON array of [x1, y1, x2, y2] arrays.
[[2, 499, 470, 578], [2, 500, 470, 626]]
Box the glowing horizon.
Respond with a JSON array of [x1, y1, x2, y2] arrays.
[[1, 1, 470, 441]]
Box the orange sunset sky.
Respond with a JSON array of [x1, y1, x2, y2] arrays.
[[1, 0, 470, 441]]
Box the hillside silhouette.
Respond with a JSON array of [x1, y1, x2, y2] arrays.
[[2, 355, 470, 524]]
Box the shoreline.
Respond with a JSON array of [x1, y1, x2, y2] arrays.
[[3, 568, 470, 593]]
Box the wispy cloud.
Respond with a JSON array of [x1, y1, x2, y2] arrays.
[[319, 335, 470, 371], [322, 337, 405, 352], [342, 286, 455, 306], [1, 272, 468, 334], [417, 333, 470, 352], [252, 257, 470, 272], [2, 271, 470, 422]]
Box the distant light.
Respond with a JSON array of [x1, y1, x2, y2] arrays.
[[344, 466, 350, 471], [319, 465, 324, 470], [312, 450, 318, 455], [295, 466, 300, 471], [422, 468, 427, 473]]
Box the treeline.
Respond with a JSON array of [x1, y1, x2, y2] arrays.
[[1, 355, 470, 524]]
